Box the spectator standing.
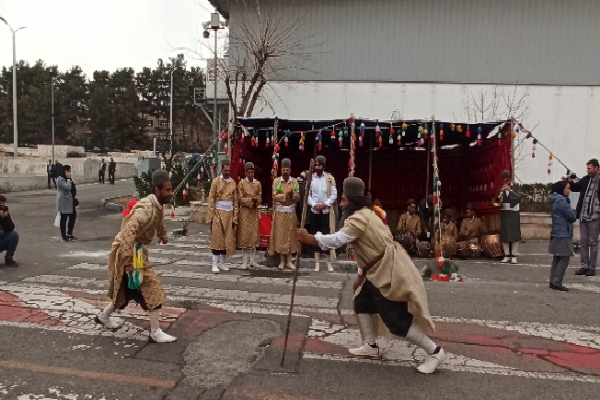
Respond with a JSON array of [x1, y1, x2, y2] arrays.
[[99, 158, 106, 184], [53, 160, 63, 182], [47, 159, 56, 189], [108, 158, 117, 184], [57, 165, 78, 242], [0, 195, 19, 267], [568, 158, 600, 277], [548, 181, 577, 291]]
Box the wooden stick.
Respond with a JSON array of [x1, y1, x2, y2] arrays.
[[280, 158, 315, 367]]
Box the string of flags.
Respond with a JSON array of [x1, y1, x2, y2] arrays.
[[524, 130, 572, 177]]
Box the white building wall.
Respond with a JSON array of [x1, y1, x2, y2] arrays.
[[253, 82, 600, 184]]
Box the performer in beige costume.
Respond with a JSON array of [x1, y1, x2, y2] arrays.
[[237, 162, 262, 269], [207, 159, 238, 274], [297, 177, 446, 374], [269, 158, 300, 270], [95, 170, 176, 343]]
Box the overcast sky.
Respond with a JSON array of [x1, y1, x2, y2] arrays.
[[0, 0, 217, 78]]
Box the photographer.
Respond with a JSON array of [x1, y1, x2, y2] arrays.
[[0, 195, 19, 268], [56, 165, 78, 242]]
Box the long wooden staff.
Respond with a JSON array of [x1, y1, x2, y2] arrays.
[[281, 158, 315, 366]]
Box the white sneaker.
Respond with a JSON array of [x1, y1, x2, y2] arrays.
[[249, 260, 259, 268], [349, 343, 379, 356], [286, 262, 296, 271], [278, 262, 285, 270], [220, 263, 229, 271], [149, 328, 177, 343], [327, 262, 334, 272], [500, 257, 510, 263], [314, 263, 320, 272], [240, 262, 248, 270], [95, 313, 121, 329], [511, 257, 518, 264], [417, 348, 446, 374], [212, 265, 220, 274]]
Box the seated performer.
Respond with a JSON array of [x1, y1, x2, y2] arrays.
[[459, 203, 483, 242], [96, 170, 176, 343], [397, 198, 422, 237], [296, 177, 445, 374], [440, 209, 458, 258]]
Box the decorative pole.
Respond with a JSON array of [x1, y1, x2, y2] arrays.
[[431, 118, 443, 260], [271, 118, 280, 180], [349, 114, 356, 177]]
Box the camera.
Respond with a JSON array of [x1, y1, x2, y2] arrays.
[[0, 205, 8, 213]]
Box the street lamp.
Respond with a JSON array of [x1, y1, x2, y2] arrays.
[[51, 77, 56, 164], [0, 16, 26, 157], [169, 68, 174, 159]]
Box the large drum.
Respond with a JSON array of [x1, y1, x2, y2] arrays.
[[481, 234, 504, 258], [394, 230, 417, 255]]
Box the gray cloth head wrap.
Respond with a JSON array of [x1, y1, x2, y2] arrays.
[[221, 159, 231, 166], [343, 177, 365, 197], [316, 155, 326, 165], [501, 170, 511, 179], [465, 203, 474, 210], [407, 198, 416, 205], [152, 169, 170, 186], [281, 158, 291, 168], [244, 162, 255, 171], [444, 209, 453, 217]]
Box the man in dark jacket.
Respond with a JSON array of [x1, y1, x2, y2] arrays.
[[0, 195, 19, 267], [568, 158, 600, 276], [108, 158, 117, 184], [53, 160, 63, 181], [47, 159, 55, 189], [99, 158, 106, 184]]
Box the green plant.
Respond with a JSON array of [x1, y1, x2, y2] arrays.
[[133, 169, 155, 198]]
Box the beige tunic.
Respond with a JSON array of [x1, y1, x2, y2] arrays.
[[237, 178, 262, 249], [397, 212, 422, 237], [269, 176, 300, 255], [459, 217, 483, 241], [441, 221, 458, 257], [107, 196, 167, 311], [207, 177, 239, 256], [342, 209, 435, 336]]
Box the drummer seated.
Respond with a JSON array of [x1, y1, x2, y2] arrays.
[[397, 198, 422, 237], [441, 209, 458, 258], [459, 203, 483, 243]]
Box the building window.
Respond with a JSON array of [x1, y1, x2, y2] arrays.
[[147, 120, 154, 127]]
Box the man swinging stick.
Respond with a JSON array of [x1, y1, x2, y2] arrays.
[[296, 177, 446, 374]]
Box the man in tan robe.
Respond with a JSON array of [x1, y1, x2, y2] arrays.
[[441, 209, 458, 258], [95, 170, 176, 343], [297, 177, 446, 374], [208, 159, 238, 274], [237, 162, 262, 269], [397, 198, 422, 237], [269, 158, 300, 270], [307, 155, 337, 272]]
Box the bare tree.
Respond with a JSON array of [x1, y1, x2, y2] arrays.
[[180, 0, 322, 123]]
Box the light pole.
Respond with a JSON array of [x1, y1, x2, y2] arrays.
[[51, 78, 55, 164], [169, 68, 174, 159], [0, 17, 26, 157]]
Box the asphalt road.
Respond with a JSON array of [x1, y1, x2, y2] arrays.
[[0, 181, 599, 400]]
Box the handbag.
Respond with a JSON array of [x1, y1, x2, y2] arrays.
[[54, 212, 60, 227], [73, 198, 80, 207]]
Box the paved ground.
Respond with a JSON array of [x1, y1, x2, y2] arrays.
[[0, 181, 599, 400]]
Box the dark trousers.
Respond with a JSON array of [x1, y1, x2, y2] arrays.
[[0, 231, 19, 262], [308, 212, 330, 254], [60, 210, 77, 238], [354, 280, 414, 337], [48, 174, 56, 189], [99, 171, 105, 184], [550, 255, 571, 286], [109, 171, 115, 184]]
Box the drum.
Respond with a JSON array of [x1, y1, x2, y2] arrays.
[[457, 240, 482, 257], [394, 230, 417, 255], [416, 240, 432, 258], [481, 234, 504, 258]]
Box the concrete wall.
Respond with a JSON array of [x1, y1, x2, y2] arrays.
[[0, 157, 138, 192], [521, 212, 580, 241]]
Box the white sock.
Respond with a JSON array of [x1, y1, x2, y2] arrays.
[[242, 250, 248, 264], [149, 309, 160, 333], [315, 253, 321, 263], [405, 325, 437, 355], [219, 254, 226, 265], [356, 314, 376, 345], [250, 248, 256, 262], [101, 303, 115, 317], [511, 242, 519, 256], [502, 243, 510, 256], [212, 254, 219, 266]]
